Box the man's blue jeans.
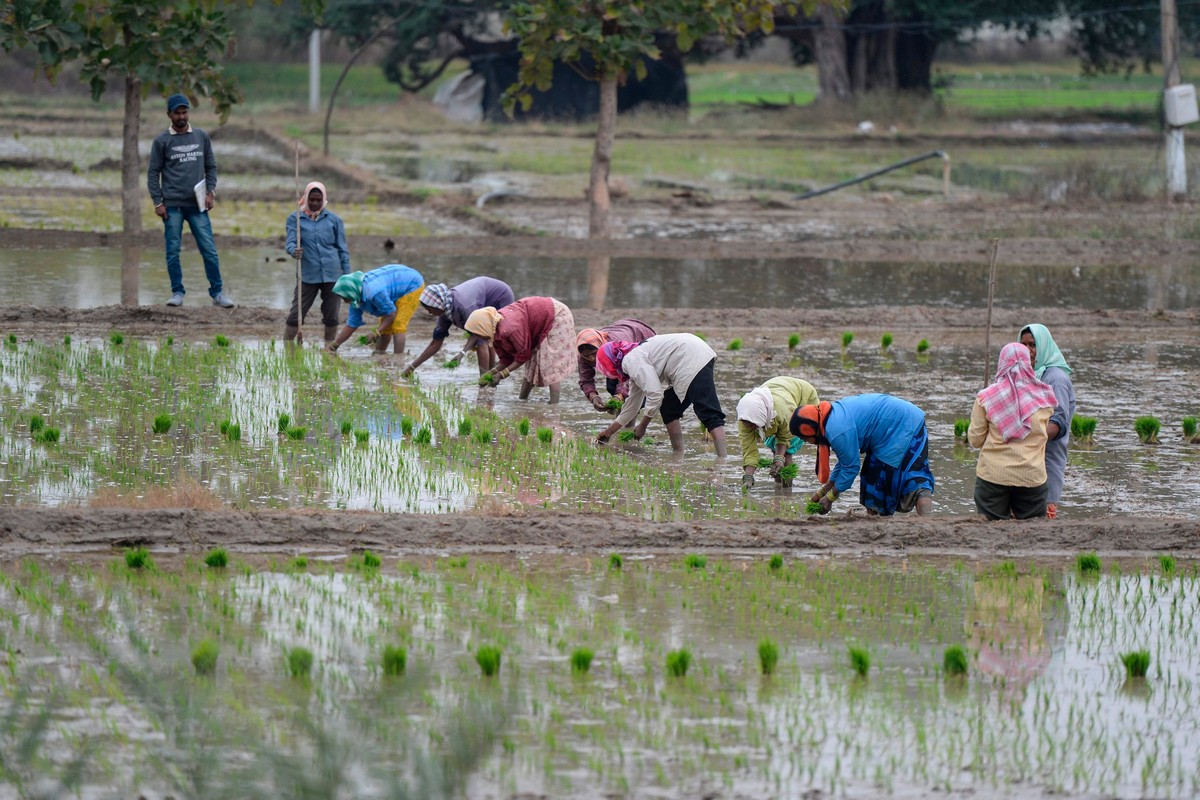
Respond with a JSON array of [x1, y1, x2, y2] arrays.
[[163, 206, 223, 298]]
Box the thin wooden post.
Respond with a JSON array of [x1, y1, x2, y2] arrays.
[[983, 238, 1000, 387]]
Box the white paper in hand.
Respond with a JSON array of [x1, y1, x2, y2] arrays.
[[193, 179, 207, 212]]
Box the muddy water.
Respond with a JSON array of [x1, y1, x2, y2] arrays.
[[1, 554, 1196, 799], [1, 247, 1197, 310]]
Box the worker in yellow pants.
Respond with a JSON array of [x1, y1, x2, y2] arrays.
[[328, 264, 424, 356]]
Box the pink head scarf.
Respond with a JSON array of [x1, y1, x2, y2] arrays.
[[596, 341, 639, 379], [977, 342, 1058, 442], [299, 181, 328, 220]]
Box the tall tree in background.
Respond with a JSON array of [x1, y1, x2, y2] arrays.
[[502, 0, 822, 307], [2, 0, 324, 238]]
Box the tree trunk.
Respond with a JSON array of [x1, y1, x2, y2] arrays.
[[588, 75, 616, 241], [121, 243, 140, 307], [814, 4, 851, 103], [121, 72, 142, 236]]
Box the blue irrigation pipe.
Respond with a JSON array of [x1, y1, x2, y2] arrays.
[[794, 150, 948, 200]]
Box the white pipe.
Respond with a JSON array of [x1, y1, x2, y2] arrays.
[[1166, 127, 1186, 198]]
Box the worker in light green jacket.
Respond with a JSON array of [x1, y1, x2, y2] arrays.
[[737, 376, 819, 490]]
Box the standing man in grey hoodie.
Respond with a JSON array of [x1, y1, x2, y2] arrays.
[[147, 93, 235, 308]]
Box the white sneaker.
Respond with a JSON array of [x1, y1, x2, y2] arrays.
[[166, 293, 184, 307], [212, 292, 236, 308]]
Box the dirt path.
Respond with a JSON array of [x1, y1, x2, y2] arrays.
[[2, 507, 1197, 559]]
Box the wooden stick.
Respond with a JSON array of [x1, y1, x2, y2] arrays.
[[982, 238, 1000, 387], [294, 142, 304, 342]]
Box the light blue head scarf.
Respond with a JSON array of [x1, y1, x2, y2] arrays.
[[1021, 323, 1072, 379]]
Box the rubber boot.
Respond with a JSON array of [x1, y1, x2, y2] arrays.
[[324, 325, 338, 345]]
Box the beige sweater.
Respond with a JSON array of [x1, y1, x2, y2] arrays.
[[968, 399, 1051, 487], [616, 334, 717, 426]]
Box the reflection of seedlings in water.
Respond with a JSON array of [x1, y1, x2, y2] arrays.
[[1135, 416, 1161, 444], [475, 645, 502, 677], [277, 413, 291, 433], [727, 338, 743, 351], [841, 331, 854, 349], [608, 553, 622, 570], [848, 645, 871, 677], [788, 333, 801, 350], [286, 646, 314, 678], [943, 645, 969, 676], [125, 547, 152, 570], [109, 332, 124, 346], [954, 418, 970, 440], [285, 425, 308, 441], [1076, 552, 1102, 575], [214, 335, 230, 348], [191, 640, 219, 676], [1120, 649, 1150, 679], [458, 418, 473, 436], [1158, 554, 1176, 575], [382, 645, 407, 677], [758, 638, 779, 676], [537, 427, 553, 443], [880, 332, 893, 350], [153, 413, 173, 434], [354, 428, 369, 444], [415, 426, 433, 445], [1182, 416, 1199, 443], [684, 553, 706, 570], [570, 648, 594, 675], [518, 418, 531, 436], [805, 501, 823, 515], [665, 648, 691, 678], [1071, 415, 1097, 444], [400, 417, 413, 436], [204, 548, 229, 568], [769, 554, 783, 570]]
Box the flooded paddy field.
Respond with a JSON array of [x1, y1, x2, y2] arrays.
[[1, 551, 1197, 799]]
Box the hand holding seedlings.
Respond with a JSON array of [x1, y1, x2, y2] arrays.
[[589, 394, 608, 412], [809, 481, 839, 514], [400, 365, 414, 378], [768, 455, 786, 479]]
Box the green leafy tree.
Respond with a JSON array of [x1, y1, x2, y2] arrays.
[[502, 0, 821, 301], [2, 0, 324, 237]]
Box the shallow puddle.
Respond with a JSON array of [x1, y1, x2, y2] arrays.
[[1, 247, 1196, 311], [0, 554, 1195, 799]]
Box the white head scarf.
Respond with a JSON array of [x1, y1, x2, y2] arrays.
[[736, 387, 774, 428]]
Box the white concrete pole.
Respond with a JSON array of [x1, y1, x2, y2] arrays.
[[309, 29, 321, 114], [1162, 0, 1186, 197]]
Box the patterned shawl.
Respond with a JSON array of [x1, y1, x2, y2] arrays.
[[977, 342, 1058, 442], [596, 340, 639, 380]]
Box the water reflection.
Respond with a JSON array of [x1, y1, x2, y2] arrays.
[[2, 247, 1196, 311]]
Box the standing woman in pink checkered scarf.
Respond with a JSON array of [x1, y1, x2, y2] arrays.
[[968, 342, 1058, 520]]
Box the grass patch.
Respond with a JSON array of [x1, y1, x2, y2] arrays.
[[382, 645, 407, 677], [191, 640, 219, 676], [204, 548, 229, 569], [848, 645, 870, 677], [1076, 552, 1102, 575], [475, 645, 502, 677], [665, 648, 691, 678], [758, 638, 779, 676], [536, 427, 554, 444], [684, 553, 707, 570], [1135, 416, 1160, 444], [286, 646, 314, 678], [124, 547, 152, 570], [787, 333, 801, 350], [570, 648, 594, 675], [943, 645, 969, 676], [1120, 649, 1150, 679]]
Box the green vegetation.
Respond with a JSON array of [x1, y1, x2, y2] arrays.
[[124, 547, 152, 570], [880, 333, 893, 350], [340, 419, 353, 436], [152, 414, 173, 434], [361, 551, 382, 569], [917, 339, 930, 354], [400, 417, 414, 436], [943, 645, 969, 676], [769, 554, 783, 571], [758, 638, 779, 676], [1077, 552, 1102, 575], [219, 419, 241, 442], [608, 553, 623, 570], [841, 332, 854, 349], [475, 645, 502, 677], [778, 464, 799, 481], [6, 333, 15, 345], [35, 427, 60, 443], [666, 648, 692, 678], [727, 338, 743, 351], [191, 640, 219, 676], [849, 646, 871, 677], [518, 418, 531, 436], [758, 457, 774, 469], [787, 333, 801, 351], [1135, 416, 1161, 444], [382, 645, 407, 677], [954, 418, 970, 439], [473, 428, 492, 444], [29, 414, 44, 433], [415, 427, 433, 445], [457, 418, 473, 436], [1120, 650, 1150, 679], [1071, 415, 1098, 442], [214, 335, 230, 348], [806, 501, 823, 515], [480, 372, 495, 384], [1159, 554, 1176, 575], [289, 555, 308, 571], [285, 425, 307, 441], [204, 548, 229, 569], [63, 335, 71, 346], [605, 396, 623, 410], [537, 427, 554, 444], [277, 413, 291, 434], [443, 358, 460, 369], [357, 335, 371, 346], [1182, 416, 1198, 442], [286, 646, 314, 678], [684, 554, 707, 570], [109, 332, 124, 346], [618, 430, 638, 442], [570, 648, 594, 675]]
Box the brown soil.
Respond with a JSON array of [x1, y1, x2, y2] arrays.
[[2, 507, 1197, 559]]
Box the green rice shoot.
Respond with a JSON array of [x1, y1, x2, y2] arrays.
[[286, 646, 314, 678], [125, 547, 152, 570], [917, 338, 930, 353], [473, 428, 492, 444], [457, 418, 473, 436], [769, 554, 783, 570], [727, 338, 743, 351], [684, 553, 707, 570], [191, 640, 219, 676], [518, 418, 531, 436], [443, 359, 460, 369], [570, 647, 594, 675], [1077, 552, 1102, 574], [880, 332, 893, 350], [757, 457, 774, 468], [109, 332, 124, 346], [758, 638, 779, 676], [214, 335, 230, 348], [357, 335, 371, 346], [340, 419, 353, 436], [476, 645, 502, 677], [778, 463, 799, 481], [1120, 649, 1150, 679], [954, 418, 970, 438], [35, 427, 60, 443], [415, 426, 433, 445], [537, 427, 553, 443], [400, 417, 413, 436], [608, 553, 623, 570], [665, 648, 691, 678], [605, 396, 623, 410], [204, 548, 229, 569], [618, 430, 638, 442], [29, 414, 44, 433], [806, 501, 823, 514], [849, 645, 871, 677], [361, 551, 382, 569], [1182, 416, 1198, 439], [354, 428, 370, 444], [285, 425, 307, 441], [841, 331, 854, 348], [787, 333, 801, 350], [943, 645, 969, 676], [1135, 416, 1161, 444], [382, 645, 407, 676], [277, 413, 291, 433], [1158, 554, 1176, 574], [1071, 415, 1098, 441], [152, 413, 172, 434]]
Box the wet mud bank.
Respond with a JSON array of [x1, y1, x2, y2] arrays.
[[2, 507, 1197, 558]]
